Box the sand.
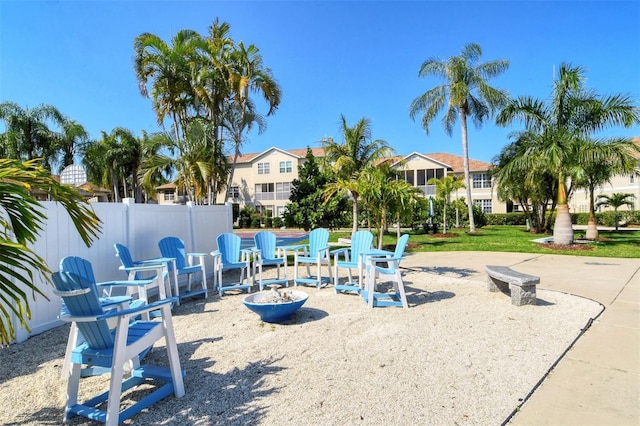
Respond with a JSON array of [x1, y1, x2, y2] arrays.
[[0, 267, 602, 425]]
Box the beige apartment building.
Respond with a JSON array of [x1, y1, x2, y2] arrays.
[[155, 140, 639, 217], [221, 146, 506, 216]]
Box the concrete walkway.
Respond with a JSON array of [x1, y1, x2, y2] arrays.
[[401, 251, 639, 425]]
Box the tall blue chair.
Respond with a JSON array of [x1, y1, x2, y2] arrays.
[[158, 236, 208, 305], [52, 271, 184, 426], [212, 233, 253, 296], [332, 230, 374, 294], [114, 243, 171, 302], [253, 231, 289, 291], [292, 228, 332, 289], [59, 256, 156, 377], [361, 234, 410, 308]]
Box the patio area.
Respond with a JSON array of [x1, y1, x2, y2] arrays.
[[0, 255, 607, 425]]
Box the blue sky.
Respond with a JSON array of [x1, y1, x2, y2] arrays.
[[2, 0, 639, 163]]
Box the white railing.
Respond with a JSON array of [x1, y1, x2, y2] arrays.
[[6, 199, 233, 343]]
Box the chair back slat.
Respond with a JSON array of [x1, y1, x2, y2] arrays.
[[60, 256, 97, 283], [52, 271, 113, 350], [254, 231, 277, 260], [114, 243, 135, 268], [159, 237, 187, 270], [351, 230, 374, 261], [308, 228, 329, 255], [217, 233, 241, 264]]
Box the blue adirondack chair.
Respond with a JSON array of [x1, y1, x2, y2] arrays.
[[59, 256, 158, 377], [332, 230, 374, 294], [361, 234, 410, 308], [158, 236, 208, 305], [212, 233, 253, 296], [292, 228, 332, 289], [253, 231, 289, 291], [52, 271, 184, 426], [114, 243, 171, 301]]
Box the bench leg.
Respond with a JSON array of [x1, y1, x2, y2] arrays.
[[487, 276, 509, 293], [511, 284, 537, 306]]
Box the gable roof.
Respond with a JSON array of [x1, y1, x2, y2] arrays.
[[231, 146, 325, 164], [230, 146, 494, 172]]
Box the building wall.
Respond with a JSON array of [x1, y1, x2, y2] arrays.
[[569, 171, 640, 213]]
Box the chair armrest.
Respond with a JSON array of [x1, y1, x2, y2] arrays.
[[138, 257, 175, 265], [330, 247, 350, 255], [96, 280, 153, 288], [210, 250, 221, 257], [60, 297, 177, 323], [119, 264, 164, 273]]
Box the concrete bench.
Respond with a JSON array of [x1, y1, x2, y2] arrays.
[[485, 265, 539, 306]]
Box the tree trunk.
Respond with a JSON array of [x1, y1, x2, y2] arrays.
[[460, 109, 476, 233], [553, 204, 574, 245], [351, 194, 358, 234], [553, 175, 574, 245], [586, 187, 598, 240]]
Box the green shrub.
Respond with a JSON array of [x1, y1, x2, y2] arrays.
[[264, 217, 273, 228], [273, 217, 283, 228], [485, 212, 527, 226], [251, 216, 262, 228]]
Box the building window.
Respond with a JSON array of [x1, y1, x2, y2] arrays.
[[472, 173, 491, 189], [163, 190, 175, 201], [415, 168, 443, 195], [474, 199, 492, 213], [631, 174, 635, 184], [227, 186, 239, 200], [255, 205, 274, 216], [276, 182, 291, 200], [402, 169, 415, 185], [279, 161, 292, 173], [258, 162, 270, 175], [255, 183, 274, 200]]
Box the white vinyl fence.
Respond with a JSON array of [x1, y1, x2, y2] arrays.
[[8, 199, 232, 343]]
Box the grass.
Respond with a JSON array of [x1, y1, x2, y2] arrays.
[[329, 225, 640, 258]]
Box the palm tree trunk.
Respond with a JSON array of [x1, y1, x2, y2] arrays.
[[586, 186, 598, 240], [460, 109, 476, 233], [553, 174, 574, 245], [351, 194, 358, 234]]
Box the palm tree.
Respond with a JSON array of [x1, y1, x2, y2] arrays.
[[322, 115, 392, 233], [0, 102, 65, 170], [573, 138, 639, 239], [497, 63, 640, 244], [360, 164, 422, 248], [56, 118, 88, 172], [596, 193, 635, 231], [221, 102, 266, 199], [427, 175, 466, 232], [409, 42, 509, 233], [491, 131, 557, 233], [0, 159, 100, 346], [134, 29, 201, 144], [142, 120, 219, 204]]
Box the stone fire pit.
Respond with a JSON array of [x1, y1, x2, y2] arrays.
[[242, 288, 309, 323]]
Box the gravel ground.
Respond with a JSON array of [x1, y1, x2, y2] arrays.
[[0, 267, 602, 425]]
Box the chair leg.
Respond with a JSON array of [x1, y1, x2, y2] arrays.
[[161, 304, 185, 397], [65, 362, 82, 422]]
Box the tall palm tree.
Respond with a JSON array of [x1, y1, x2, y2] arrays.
[[427, 175, 466, 232], [409, 42, 509, 233], [497, 63, 640, 244], [134, 29, 201, 144], [221, 102, 266, 198], [0, 159, 100, 346], [322, 115, 392, 233], [596, 193, 635, 231], [0, 102, 65, 170], [573, 138, 639, 239]]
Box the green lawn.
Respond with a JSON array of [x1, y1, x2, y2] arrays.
[[329, 226, 640, 258]]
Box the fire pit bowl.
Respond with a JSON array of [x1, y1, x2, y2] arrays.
[[242, 290, 309, 323]]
